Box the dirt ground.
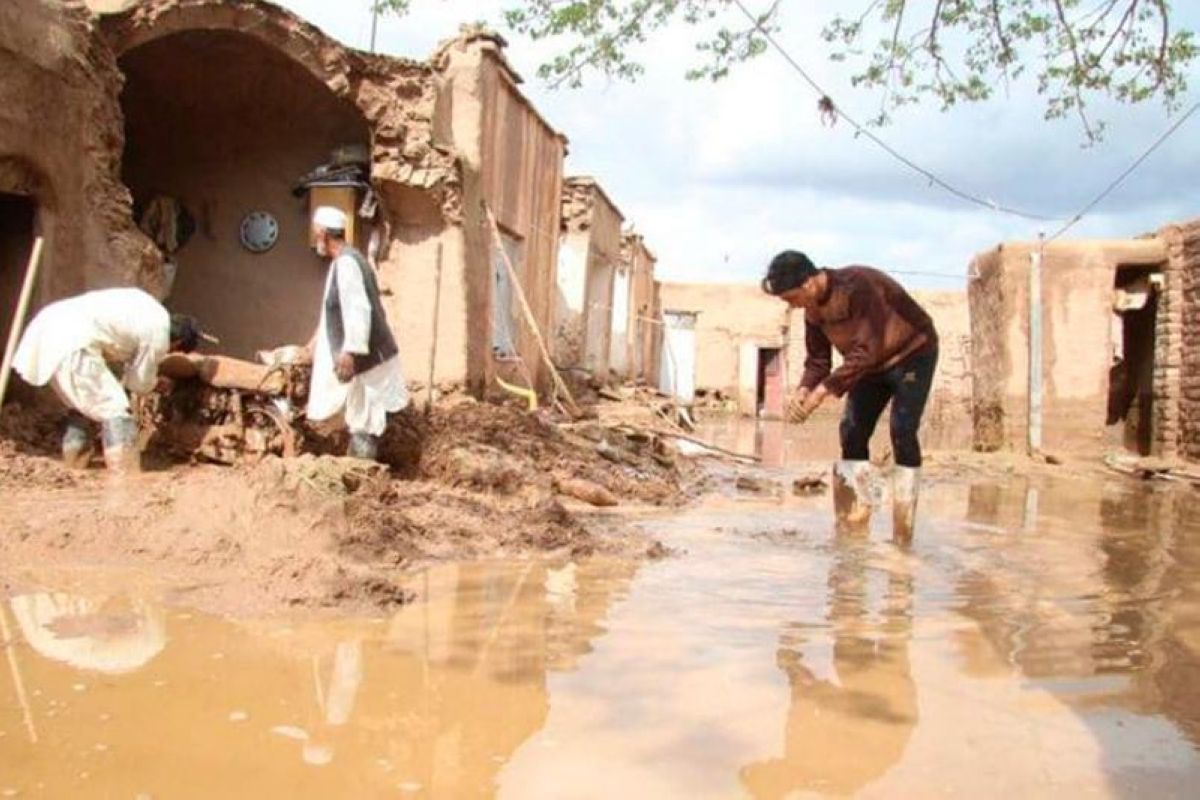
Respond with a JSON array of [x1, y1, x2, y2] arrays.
[[0, 400, 686, 616]]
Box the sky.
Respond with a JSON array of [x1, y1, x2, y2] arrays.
[[277, 0, 1200, 288]]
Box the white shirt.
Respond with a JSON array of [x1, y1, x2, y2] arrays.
[[13, 287, 170, 394], [307, 253, 408, 434]]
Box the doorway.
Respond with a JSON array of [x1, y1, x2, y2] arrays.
[[1107, 268, 1159, 456], [757, 347, 784, 418], [0, 192, 36, 353], [118, 29, 370, 358]]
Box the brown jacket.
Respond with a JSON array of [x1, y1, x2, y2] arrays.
[[801, 266, 937, 397]]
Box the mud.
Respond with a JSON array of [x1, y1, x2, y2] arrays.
[[0, 400, 681, 616]]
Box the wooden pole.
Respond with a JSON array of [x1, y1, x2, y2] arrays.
[[0, 603, 38, 744], [425, 242, 444, 415], [0, 236, 45, 407], [1028, 234, 1045, 455], [482, 204, 581, 416]]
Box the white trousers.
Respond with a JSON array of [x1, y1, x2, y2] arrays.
[[50, 348, 130, 422]]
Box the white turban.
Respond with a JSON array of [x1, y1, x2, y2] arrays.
[[312, 206, 348, 232]]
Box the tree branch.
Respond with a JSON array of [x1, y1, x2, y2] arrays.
[[1052, 0, 1099, 140]]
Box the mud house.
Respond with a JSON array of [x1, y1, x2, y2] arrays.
[[969, 219, 1200, 461], [3, 0, 568, 400], [657, 283, 791, 415], [554, 177, 626, 378]]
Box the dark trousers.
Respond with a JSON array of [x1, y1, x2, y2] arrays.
[[840, 346, 938, 468]]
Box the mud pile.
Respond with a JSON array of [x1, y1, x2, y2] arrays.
[[0, 403, 85, 489], [0, 399, 680, 615]]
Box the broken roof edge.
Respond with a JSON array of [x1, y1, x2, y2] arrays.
[[99, 0, 433, 72], [564, 176, 625, 222], [430, 23, 570, 149], [622, 229, 658, 263]]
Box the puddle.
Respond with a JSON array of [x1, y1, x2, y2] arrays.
[[3, 476, 1200, 797]]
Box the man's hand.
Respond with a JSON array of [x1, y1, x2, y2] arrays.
[[787, 386, 829, 424], [334, 352, 356, 383], [786, 389, 811, 424]]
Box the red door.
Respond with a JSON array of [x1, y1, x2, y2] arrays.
[[761, 348, 784, 418]]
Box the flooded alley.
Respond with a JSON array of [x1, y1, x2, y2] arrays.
[[3, 467, 1200, 798]]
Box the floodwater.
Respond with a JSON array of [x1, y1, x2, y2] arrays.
[[4, 474, 1200, 797], [693, 413, 974, 467]]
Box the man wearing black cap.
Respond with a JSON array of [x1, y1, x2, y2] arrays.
[[762, 251, 938, 542], [11, 287, 207, 472]]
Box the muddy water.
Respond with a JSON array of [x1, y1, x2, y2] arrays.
[[3, 475, 1200, 798], [693, 413, 974, 467]]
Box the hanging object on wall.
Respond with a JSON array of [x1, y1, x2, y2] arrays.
[[239, 211, 279, 253]]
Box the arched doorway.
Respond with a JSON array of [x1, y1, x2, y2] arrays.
[[118, 29, 371, 358], [0, 191, 36, 351]]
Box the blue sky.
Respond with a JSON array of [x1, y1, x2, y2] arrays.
[[279, 0, 1200, 288]]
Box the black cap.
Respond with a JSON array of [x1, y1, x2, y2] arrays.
[[762, 250, 819, 295], [169, 314, 202, 353]]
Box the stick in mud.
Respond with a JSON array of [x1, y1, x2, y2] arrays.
[[0, 236, 44, 406], [425, 242, 444, 416], [482, 203, 581, 417]]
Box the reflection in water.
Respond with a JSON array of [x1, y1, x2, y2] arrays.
[[0, 561, 638, 798], [3, 476, 1200, 796], [741, 541, 916, 797], [10, 592, 166, 675], [960, 478, 1200, 751]]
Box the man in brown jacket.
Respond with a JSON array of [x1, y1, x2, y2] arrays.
[[762, 250, 938, 542]]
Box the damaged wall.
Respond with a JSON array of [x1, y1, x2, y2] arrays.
[[118, 29, 371, 358], [621, 233, 658, 384], [968, 239, 1168, 455], [554, 178, 624, 378], [434, 29, 566, 395], [0, 0, 159, 333], [104, 0, 474, 389]]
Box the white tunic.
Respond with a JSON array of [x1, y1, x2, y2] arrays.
[[307, 253, 408, 436], [12, 288, 169, 421]]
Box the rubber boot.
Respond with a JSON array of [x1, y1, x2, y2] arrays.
[[347, 432, 379, 461], [101, 415, 141, 473], [892, 466, 920, 545], [61, 415, 94, 469], [832, 460, 873, 534]]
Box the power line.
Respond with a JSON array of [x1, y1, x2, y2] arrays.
[[1047, 100, 1200, 241], [730, 0, 1062, 224]]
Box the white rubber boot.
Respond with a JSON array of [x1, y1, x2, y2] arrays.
[[101, 415, 141, 474], [892, 466, 920, 544], [832, 460, 874, 534]]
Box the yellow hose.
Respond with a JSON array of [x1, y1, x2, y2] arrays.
[[495, 376, 538, 412]]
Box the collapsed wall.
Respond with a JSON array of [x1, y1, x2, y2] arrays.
[[554, 180, 596, 369], [102, 0, 464, 363], [0, 0, 160, 320]]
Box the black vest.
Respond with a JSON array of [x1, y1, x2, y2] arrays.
[[324, 246, 399, 374]]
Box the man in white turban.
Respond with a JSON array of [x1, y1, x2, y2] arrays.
[[306, 206, 408, 460]]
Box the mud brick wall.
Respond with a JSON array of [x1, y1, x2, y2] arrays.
[[1162, 221, 1200, 461]]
